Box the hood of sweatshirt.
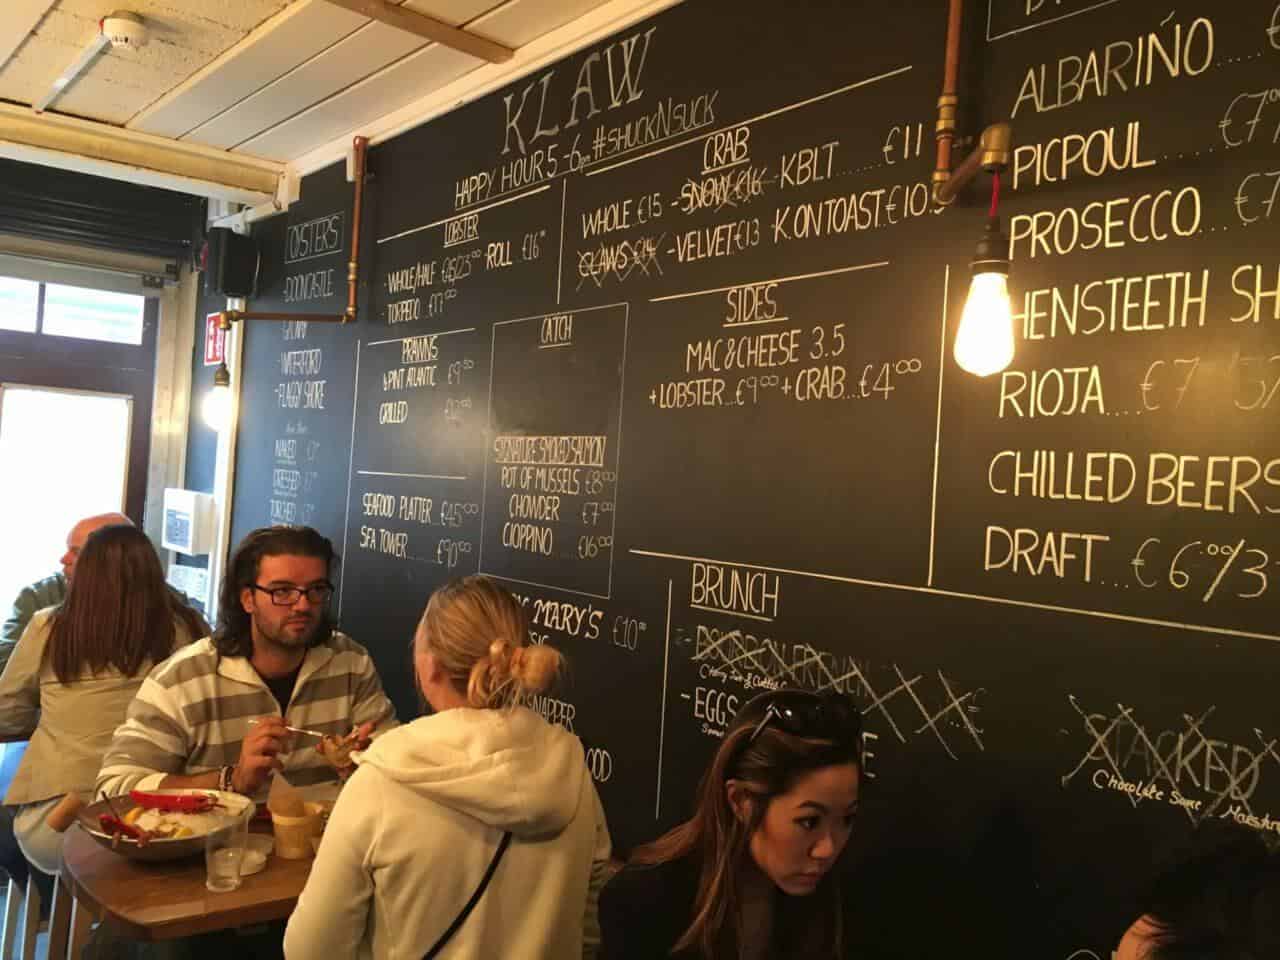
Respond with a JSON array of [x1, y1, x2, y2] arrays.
[[355, 706, 588, 838]]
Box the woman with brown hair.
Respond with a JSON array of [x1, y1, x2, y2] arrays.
[[0, 523, 206, 873], [600, 690, 862, 960], [285, 575, 613, 960]]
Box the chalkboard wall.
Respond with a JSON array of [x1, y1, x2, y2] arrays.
[[227, 1, 1280, 954]]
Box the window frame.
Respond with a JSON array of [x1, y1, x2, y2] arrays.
[[0, 275, 150, 357], [0, 292, 159, 521], [38, 280, 148, 346], [0, 275, 42, 335]]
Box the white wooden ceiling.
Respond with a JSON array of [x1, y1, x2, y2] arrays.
[[0, 0, 618, 163]]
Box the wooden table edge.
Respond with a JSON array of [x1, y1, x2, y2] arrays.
[[62, 826, 309, 941]]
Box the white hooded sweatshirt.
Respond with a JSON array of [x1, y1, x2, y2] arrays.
[[284, 706, 612, 960]]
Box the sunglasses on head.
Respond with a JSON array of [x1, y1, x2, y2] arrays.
[[743, 690, 863, 751]]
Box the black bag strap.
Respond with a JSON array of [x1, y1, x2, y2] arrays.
[[422, 831, 513, 960]]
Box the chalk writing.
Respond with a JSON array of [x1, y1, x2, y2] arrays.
[[589, 91, 717, 164], [984, 527, 1109, 582], [581, 193, 663, 238], [1012, 121, 1156, 190], [999, 366, 1106, 418], [286, 213, 344, 264], [1234, 170, 1280, 224], [276, 380, 326, 410], [501, 28, 657, 156], [1062, 698, 1280, 828], [1129, 538, 1272, 601], [691, 561, 781, 621], [493, 435, 607, 467], [577, 235, 665, 288], [1009, 187, 1202, 260], [284, 269, 335, 303], [881, 122, 926, 165], [1219, 88, 1280, 148], [1011, 15, 1214, 116], [688, 626, 984, 759], [678, 166, 770, 215], [771, 182, 934, 243], [1015, 270, 1209, 340]]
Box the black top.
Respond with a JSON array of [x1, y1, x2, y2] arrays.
[[258, 665, 301, 713], [600, 854, 702, 960], [601, 853, 842, 960]]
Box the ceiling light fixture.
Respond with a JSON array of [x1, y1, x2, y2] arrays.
[[954, 172, 1014, 377], [203, 361, 232, 431], [35, 12, 147, 114], [931, 0, 1016, 377]]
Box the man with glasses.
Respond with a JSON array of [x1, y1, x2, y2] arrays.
[[98, 526, 397, 800]]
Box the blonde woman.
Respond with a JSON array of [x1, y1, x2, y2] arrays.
[[285, 575, 612, 960]]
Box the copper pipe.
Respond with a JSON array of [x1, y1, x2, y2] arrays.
[[346, 136, 368, 323], [936, 143, 982, 206], [219, 310, 348, 325], [941, 0, 962, 101], [217, 136, 370, 331], [933, 0, 963, 204], [935, 121, 1013, 206]]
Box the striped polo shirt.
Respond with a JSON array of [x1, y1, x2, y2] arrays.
[[96, 632, 398, 799]]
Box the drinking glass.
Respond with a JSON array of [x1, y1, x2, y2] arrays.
[[205, 810, 249, 892]]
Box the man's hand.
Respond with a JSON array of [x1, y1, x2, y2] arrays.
[[351, 720, 376, 751], [232, 716, 287, 794], [315, 721, 377, 779]]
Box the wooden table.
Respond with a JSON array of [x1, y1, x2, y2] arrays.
[[61, 824, 313, 940]]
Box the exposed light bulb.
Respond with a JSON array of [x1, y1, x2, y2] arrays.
[[955, 271, 1014, 376], [954, 216, 1015, 377], [203, 361, 232, 431], [202, 383, 231, 431]]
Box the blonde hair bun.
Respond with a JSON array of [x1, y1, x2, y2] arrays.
[[418, 576, 565, 710], [509, 643, 560, 696]]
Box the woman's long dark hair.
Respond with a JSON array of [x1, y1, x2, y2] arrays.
[[213, 525, 337, 657], [1139, 823, 1280, 959], [630, 692, 861, 959], [48, 525, 199, 682]]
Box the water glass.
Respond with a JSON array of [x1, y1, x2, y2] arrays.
[[205, 811, 250, 892]]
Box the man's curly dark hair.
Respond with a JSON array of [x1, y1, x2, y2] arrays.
[[214, 525, 338, 657]]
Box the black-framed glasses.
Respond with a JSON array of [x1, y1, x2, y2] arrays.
[[744, 691, 863, 750], [250, 582, 334, 606]]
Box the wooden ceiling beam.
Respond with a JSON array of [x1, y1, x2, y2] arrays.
[[0, 102, 282, 204], [320, 0, 515, 63]]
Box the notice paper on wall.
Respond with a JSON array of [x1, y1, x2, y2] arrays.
[[167, 562, 209, 608]]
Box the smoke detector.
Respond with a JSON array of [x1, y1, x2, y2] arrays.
[[101, 12, 148, 49]]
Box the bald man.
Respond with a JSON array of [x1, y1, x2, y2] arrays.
[[0, 512, 207, 674]]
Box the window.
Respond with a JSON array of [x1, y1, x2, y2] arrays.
[[0, 385, 131, 607], [0, 275, 148, 344], [0, 277, 39, 333], [42, 283, 146, 345]]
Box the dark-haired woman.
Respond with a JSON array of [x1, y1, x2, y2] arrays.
[[1115, 822, 1280, 960], [600, 690, 862, 960], [0, 524, 206, 873]]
